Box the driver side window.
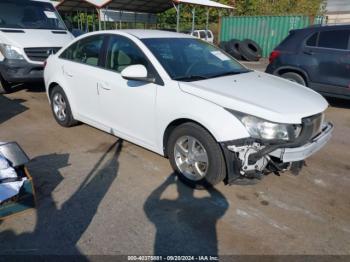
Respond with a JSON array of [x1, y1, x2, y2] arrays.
[[105, 35, 149, 73]]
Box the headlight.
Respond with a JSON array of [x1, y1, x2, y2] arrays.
[[241, 115, 291, 140], [227, 110, 301, 141], [0, 44, 25, 60]]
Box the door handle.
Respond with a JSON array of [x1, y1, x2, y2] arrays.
[[98, 82, 111, 91], [303, 50, 314, 56], [62, 66, 73, 77], [65, 72, 73, 77]]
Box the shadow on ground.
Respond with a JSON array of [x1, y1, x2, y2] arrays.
[[326, 97, 350, 109], [7, 82, 46, 94], [0, 139, 123, 256], [0, 96, 28, 125], [144, 175, 229, 256]]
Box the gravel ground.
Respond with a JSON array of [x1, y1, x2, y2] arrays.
[[0, 62, 349, 257]]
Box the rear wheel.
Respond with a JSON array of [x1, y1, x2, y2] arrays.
[[167, 123, 226, 189], [0, 75, 11, 94], [281, 72, 306, 86], [50, 85, 77, 127]]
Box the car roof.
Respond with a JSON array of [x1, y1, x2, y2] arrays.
[[101, 29, 194, 39], [274, 24, 350, 52], [294, 24, 350, 33]]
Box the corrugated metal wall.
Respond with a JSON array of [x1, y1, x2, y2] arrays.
[[220, 16, 313, 57]]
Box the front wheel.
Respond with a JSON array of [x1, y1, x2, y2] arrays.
[[167, 123, 227, 189], [0, 75, 11, 94]]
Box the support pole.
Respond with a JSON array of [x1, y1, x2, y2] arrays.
[[76, 10, 80, 30], [173, 2, 180, 32], [103, 8, 107, 30], [98, 8, 101, 31], [80, 12, 83, 31], [120, 11, 123, 29], [191, 7, 196, 33], [218, 11, 222, 44], [85, 9, 88, 32], [92, 9, 95, 31], [176, 4, 181, 32], [205, 8, 209, 40]]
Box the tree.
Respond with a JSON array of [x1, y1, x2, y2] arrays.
[[230, 0, 326, 16]]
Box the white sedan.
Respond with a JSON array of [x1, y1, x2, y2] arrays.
[[44, 30, 333, 188]]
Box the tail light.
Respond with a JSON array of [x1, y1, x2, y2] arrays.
[[269, 50, 281, 63]]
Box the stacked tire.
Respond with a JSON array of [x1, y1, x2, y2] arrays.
[[218, 38, 262, 62]]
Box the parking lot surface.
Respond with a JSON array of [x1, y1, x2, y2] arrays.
[[0, 65, 350, 256]]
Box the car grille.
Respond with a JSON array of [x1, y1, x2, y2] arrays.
[[307, 113, 324, 139], [24, 47, 61, 62]]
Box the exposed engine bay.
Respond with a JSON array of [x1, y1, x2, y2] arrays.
[[223, 121, 333, 184]]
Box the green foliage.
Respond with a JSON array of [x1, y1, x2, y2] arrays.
[[157, 1, 234, 31], [234, 0, 326, 16], [157, 0, 325, 31]]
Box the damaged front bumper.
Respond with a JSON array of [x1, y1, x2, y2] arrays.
[[221, 122, 334, 184], [269, 123, 333, 162]]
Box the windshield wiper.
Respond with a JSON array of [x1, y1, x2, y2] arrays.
[[173, 75, 209, 82], [210, 70, 250, 79]]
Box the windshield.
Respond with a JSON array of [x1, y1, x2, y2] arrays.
[[0, 0, 66, 30], [142, 38, 249, 81]]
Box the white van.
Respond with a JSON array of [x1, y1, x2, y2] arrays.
[[191, 30, 214, 43], [0, 0, 74, 93]]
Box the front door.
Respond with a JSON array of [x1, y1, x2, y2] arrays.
[[97, 35, 160, 148]]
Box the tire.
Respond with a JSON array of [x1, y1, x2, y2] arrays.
[[281, 72, 306, 86], [50, 85, 77, 127], [0, 75, 11, 94], [226, 39, 242, 60], [167, 122, 227, 189], [218, 41, 228, 51], [239, 39, 262, 61]]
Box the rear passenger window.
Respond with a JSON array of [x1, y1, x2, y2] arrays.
[[199, 31, 206, 39], [60, 35, 104, 66], [318, 30, 350, 50], [306, 33, 318, 47]]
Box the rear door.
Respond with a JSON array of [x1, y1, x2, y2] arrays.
[[303, 29, 350, 96], [60, 35, 106, 121]]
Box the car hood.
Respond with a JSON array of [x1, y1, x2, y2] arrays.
[[179, 71, 328, 124], [0, 29, 74, 48]]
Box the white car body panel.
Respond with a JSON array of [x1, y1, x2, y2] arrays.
[[179, 71, 329, 124], [44, 30, 328, 157]]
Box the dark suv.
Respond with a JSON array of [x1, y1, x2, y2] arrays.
[[266, 25, 350, 100]]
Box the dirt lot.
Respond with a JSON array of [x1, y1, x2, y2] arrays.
[[0, 64, 350, 257]]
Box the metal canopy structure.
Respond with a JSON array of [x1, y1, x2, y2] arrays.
[[174, 0, 233, 9], [56, 0, 110, 12], [173, 0, 234, 33], [55, 0, 234, 33], [106, 0, 173, 14], [56, 0, 173, 13]]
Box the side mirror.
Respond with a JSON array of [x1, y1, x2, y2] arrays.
[[121, 64, 155, 83]]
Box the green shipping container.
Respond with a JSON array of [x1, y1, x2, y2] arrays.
[[220, 16, 313, 58]]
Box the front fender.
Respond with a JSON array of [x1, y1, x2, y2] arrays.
[[156, 84, 250, 154]]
